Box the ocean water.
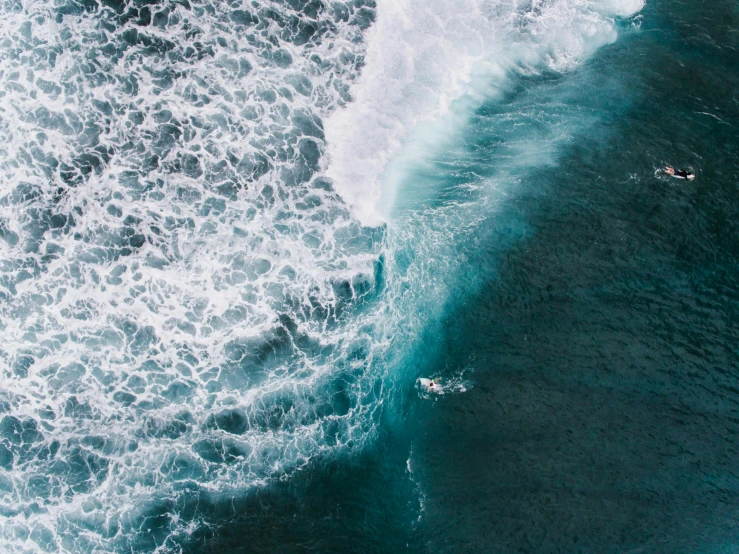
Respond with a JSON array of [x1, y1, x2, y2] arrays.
[[1, 0, 738, 552]]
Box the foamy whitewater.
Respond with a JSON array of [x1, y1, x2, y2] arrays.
[[0, 0, 642, 551]]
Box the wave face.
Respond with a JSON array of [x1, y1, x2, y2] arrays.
[[0, 0, 641, 551], [325, 0, 645, 224]]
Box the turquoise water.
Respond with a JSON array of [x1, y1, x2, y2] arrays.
[[1, 0, 738, 552]]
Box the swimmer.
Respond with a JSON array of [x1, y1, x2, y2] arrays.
[[419, 378, 441, 393], [664, 166, 695, 180]]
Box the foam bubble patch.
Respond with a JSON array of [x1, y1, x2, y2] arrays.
[[0, 0, 392, 551]]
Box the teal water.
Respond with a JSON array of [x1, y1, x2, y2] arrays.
[[1, 0, 738, 552], [185, 0, 739, 552]]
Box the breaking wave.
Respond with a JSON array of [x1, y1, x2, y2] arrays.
[[0, 0, 641, 551]]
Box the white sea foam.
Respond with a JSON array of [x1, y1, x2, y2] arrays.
[[0, 0, 642, 551], [0, 1, 388, 551], [324, 0, 644, 225]]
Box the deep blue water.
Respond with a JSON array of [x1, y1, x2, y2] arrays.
[[1, 0, 738, 552]]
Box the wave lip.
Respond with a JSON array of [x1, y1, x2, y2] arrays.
[[324, 0, 644, 225]]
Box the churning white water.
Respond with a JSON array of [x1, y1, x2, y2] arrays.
[[0, 0, 642, 551]]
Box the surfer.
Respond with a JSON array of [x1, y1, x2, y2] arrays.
[[420, 378, 441, 393], [664, 166, 695, 180]]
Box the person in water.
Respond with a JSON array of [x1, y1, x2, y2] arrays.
[[429, 379, 440, 392], [665, 166, 695, 180]]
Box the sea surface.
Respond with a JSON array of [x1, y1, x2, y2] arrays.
[[1, 0, 738, 552]]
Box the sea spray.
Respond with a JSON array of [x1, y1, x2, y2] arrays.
[[325, 0, 645, 224]]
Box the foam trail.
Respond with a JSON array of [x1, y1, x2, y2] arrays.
[[324, 0, 645, 225]]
